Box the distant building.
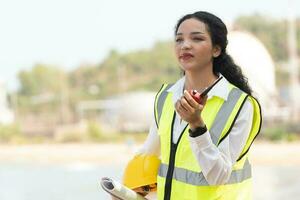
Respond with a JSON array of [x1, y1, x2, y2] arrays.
[[0, 81, 14, 124], [227, 31, 288, 121], [77, 91, 156, 132]]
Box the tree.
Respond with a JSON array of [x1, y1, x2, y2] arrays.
[[18, 64, 67, 96], [17, 64, 68, 115]]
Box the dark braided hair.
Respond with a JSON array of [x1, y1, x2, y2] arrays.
[[175, 11, 252, 95]]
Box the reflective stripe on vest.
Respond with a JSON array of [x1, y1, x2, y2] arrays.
[[210, 88, 245, 145], [154, 84, 174, 128], [159, 158, 251, 186]]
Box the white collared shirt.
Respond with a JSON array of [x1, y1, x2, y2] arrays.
[[138, 76, 253, 185]]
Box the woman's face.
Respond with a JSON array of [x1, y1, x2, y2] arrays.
[[175, 18, 220, 72]]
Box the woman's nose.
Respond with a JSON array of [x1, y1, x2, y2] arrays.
[[181, 40, 191, 49]]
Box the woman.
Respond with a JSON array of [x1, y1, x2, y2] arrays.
[[124, 11, 262, 200]]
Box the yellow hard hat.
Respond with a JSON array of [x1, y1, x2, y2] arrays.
[[122, 154, 160, 190]]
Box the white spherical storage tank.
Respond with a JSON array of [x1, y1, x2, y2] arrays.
[[227, 31, 277, 118]]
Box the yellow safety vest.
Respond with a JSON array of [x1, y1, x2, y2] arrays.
[[154, 83, 262, 200]]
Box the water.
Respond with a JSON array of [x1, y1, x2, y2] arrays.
[[1, 162, 300, 200], [0, 162, 122, 200], [252, 165, 300, 200]]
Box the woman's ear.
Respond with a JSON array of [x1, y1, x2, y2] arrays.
[[213, 45, 221, 58]]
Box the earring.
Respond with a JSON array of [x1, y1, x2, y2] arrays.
[[213, 53, 220, 58]]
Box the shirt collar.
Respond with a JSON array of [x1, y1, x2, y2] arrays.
[[167, 75, 230, 104]]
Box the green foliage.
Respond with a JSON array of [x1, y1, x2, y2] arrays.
[[263, 126, 287, 141], [97, 41, 180, 95], [87, 122, 104, 141], [57, 131, 87, 143], [18, 64, 67, 96], [261, 123, 300, 141], [17, 64, 69, 115], [0, 124, 21, 143]]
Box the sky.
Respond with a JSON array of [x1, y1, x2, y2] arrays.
[[1, 0, 299, 91]]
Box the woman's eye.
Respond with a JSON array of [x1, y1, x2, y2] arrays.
[[193, 37, 203, 41], [175, 38, 183, 43]]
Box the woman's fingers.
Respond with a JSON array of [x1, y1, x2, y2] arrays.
[[176, 100, 185, 113], [176, 92, 203, 115], [183, 90, 199, 108], [133, 187, 148, 197], [175, 101, 187, 117], [176, 97, 204, 123], [180, 96, 194, 113]]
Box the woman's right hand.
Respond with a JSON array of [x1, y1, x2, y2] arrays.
[[133, 187, 149, 197], [175, 90, 207, 128]]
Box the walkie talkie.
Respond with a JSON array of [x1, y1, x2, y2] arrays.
[[190, 76, 223, 104]]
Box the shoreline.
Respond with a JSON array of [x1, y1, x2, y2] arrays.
[[0, 141, 300, 166]]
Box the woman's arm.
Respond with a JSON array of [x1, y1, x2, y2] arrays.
[[188, 99, 253, 185], [136, 119, 160, 156]]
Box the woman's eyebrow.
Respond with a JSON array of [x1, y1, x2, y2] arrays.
[[176, 31, 204, 36], [191, 31, 204, 35]]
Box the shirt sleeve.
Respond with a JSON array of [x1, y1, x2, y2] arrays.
[[136, 118, 160, 157], [188, 99, 254, 185]]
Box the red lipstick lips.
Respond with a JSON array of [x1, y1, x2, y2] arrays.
[[180, 53, 194, 61]]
